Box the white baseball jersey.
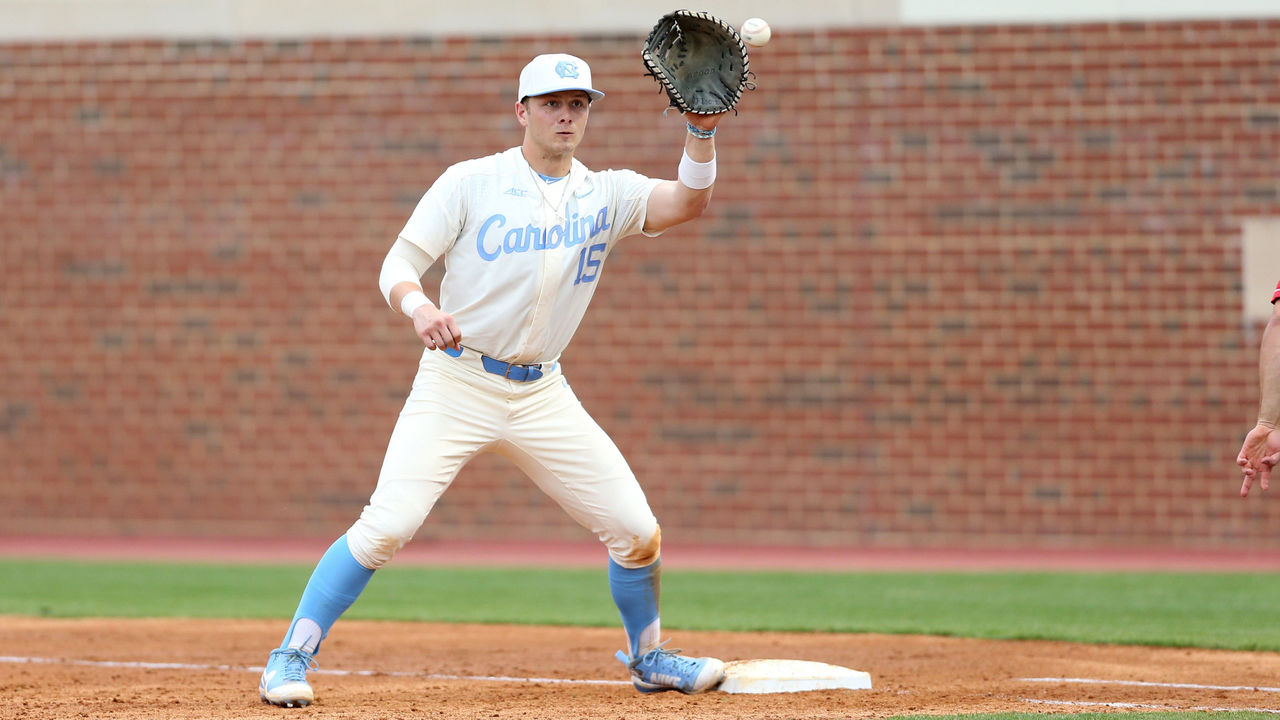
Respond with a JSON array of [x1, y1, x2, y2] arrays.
[[397, 147, 663, 364]]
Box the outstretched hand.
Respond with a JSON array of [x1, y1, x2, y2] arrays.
[[1237, 422, 1280, 496]]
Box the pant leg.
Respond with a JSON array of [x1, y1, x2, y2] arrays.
[[495, 372, 660, 568], [279, 352, 504, 651], [346, 351, 505, 569]]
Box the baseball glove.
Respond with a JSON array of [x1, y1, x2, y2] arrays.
[[642, 10, 755, 115]]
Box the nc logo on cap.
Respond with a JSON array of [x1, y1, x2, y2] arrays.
[[555, 61, 579, 79]]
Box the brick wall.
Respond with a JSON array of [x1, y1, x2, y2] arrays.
[[2, 21, 1278, 550]]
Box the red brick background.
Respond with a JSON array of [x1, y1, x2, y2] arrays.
[[2, 21, 1278, 550]]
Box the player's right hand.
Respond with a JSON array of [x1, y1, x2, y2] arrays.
[[411, 305, 462, 351], [1237, 422, 1280, 497]]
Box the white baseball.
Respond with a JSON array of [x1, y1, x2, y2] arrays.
[[740, 17, 771, 48]]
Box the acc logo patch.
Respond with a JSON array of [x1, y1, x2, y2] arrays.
[[555, 61, 579, 79]]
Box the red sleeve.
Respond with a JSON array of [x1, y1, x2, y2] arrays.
[[1274, 279, 1280, 304]]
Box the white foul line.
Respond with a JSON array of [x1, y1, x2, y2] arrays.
[[0, 655, 630, 686], [1023, 698, 1280, 714], [9, 656, 1279, 708], [1022, 676, 1280, 693]]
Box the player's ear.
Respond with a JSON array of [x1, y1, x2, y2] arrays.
[[515, 99, 530, 128]]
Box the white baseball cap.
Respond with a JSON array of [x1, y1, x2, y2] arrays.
[[517, 53, 605, 102]]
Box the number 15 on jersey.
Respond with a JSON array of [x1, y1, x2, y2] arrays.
[[574, 243, 606, 285]]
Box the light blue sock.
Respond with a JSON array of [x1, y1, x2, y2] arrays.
[[280, 535, 374, 654], [608, 557, 660, 657]]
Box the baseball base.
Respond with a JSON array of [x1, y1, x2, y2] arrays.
[[716, 659, 872, 694]]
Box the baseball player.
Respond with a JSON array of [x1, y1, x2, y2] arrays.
[[258, 53, 729, 707], [1237, 278, 1280, 496]]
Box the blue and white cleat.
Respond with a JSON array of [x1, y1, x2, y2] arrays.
[[259, 647, 318, 707], [615, 641, 726, 694]]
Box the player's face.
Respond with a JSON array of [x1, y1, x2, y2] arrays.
[[518, 91, 592, 156]]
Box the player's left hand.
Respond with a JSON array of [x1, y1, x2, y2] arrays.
[[684, 110, 727, 135], [1237, 422, 1280, 496]]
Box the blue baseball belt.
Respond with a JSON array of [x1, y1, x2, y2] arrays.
[[444, 346, 544, 382]]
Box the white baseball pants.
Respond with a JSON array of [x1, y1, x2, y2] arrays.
[[345, 346, 660, 570]]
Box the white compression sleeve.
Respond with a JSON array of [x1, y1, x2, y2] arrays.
[[677, 150, 716, 190], [378, 238, 435, 308]]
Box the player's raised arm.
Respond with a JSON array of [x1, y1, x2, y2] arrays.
[[643, 112, 724, 234], [638, 10, 753, 235]]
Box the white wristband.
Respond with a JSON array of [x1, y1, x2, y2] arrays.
[[678, 150, 716, 190], [400, 290, 430, 317]]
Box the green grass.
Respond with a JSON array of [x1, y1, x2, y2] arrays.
[[3, 559, 1280, 651]]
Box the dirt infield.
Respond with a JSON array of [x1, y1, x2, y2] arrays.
[[3, 617, 1280, 719]]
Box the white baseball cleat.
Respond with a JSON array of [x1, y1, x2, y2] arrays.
[[259, 647, 317, 707]]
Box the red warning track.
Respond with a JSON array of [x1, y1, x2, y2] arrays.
[[2, 534, 1278, 571]]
